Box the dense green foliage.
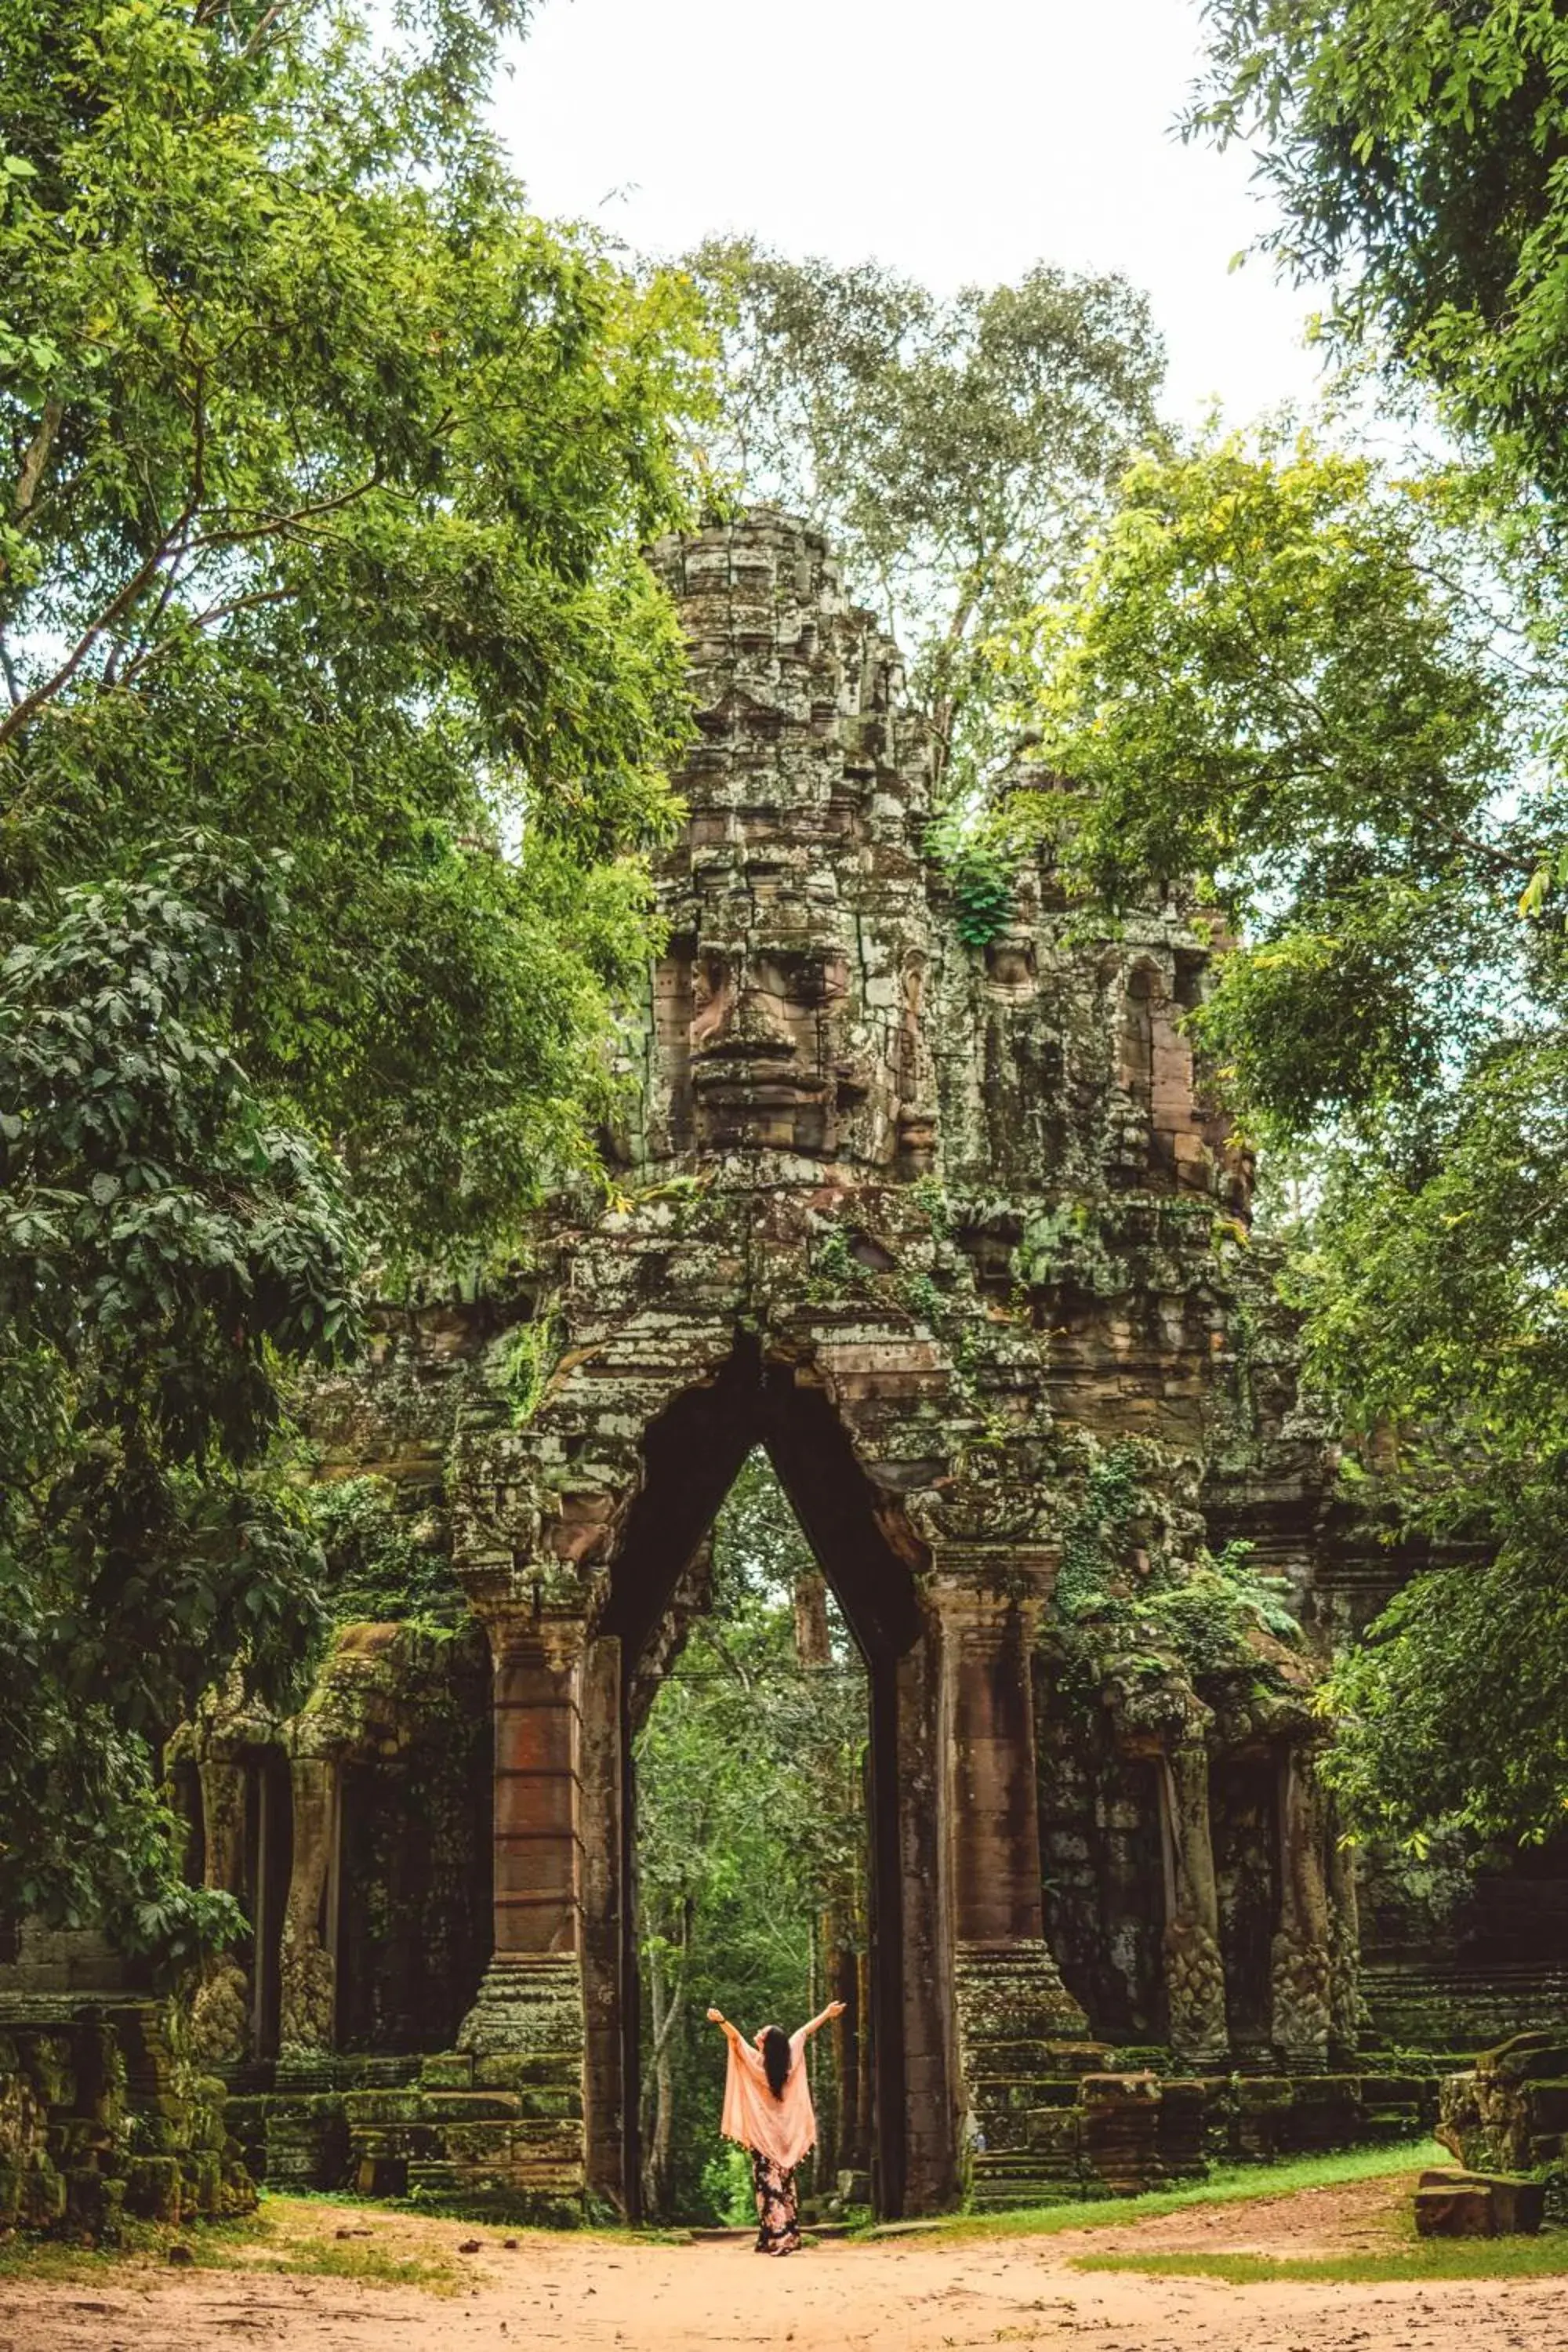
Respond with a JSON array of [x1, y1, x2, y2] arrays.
[[688, 238, 1163, 797], [0, 839, 352, 1951], [633, 1455, 866, 2220], [1, 0, 703, 1261], [0, 0, 705, 1945], [308, 1475, 469, 1632], [1014, 427, 1568, 1846], [1178, 2, 1568, 1849], [1191, 0, 1568, 501]]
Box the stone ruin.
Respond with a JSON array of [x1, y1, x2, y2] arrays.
[[7, 509, 1568, 2228]]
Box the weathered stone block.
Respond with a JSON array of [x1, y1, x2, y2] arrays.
[[419, 2054, 474, 2089], [123, 2155, 183, 2222], [65, 2167, 124, 2238], [20, 2162, 67, 2227], [1415, 2171, 1544, 2238]]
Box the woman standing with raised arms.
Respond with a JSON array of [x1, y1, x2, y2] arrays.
[[706, 1999, 846, 2255]]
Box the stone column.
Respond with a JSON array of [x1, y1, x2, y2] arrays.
[[1156, 1742, 1229, 2067], [278, 1756, 339, 2055], [933, 1567, 1087, 2205], [1327, 1804, 1363, 2060], [189, 1756, 252, 2066], [1270, 1746, 1333, 2067], [457, 1611, 588, 2063], [884, 1631, 960, 2216], [578, 1632, 625, 2210]]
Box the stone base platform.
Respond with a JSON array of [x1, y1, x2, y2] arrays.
[[344, 2047, 586, 2224], [963, 2061, 1439, 2210], [225, 2035, 1443, 2223]]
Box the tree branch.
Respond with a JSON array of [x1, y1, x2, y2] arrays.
[[187, 464, 388, 556], [115, 584, 299, 690], [0, 529, 189, 750], [12, 399, 64, 526], [0, 378, 208, 750]]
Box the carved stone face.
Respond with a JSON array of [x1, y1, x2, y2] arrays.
[[688, 940, 852, 1155], [647, 834, 934, 1170]]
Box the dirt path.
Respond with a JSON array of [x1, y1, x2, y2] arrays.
[[3, 2179, 1567, 2352]]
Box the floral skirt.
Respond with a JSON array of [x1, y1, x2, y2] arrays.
[[750, 2149, 800, 2255]]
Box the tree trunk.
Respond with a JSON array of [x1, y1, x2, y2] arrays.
[[640, 1927, 686, 2220], [793, 1569, 831, 1666]]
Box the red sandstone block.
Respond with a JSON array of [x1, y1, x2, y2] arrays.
[[494, 1775, 577, 1837]]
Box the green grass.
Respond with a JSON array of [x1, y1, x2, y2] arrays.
[[1072, 2236, 1568, 2285], [875, 2139, 1450, 2243], [261, 2235, 461, 2293], [0, 2202, 461, 2296], [0, 2214, 258, 2284]]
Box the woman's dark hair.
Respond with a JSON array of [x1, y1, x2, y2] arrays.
[[761, 2026, 791, 2100]]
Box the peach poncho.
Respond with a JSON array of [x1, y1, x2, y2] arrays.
[[719, 2026, 817, 2172]]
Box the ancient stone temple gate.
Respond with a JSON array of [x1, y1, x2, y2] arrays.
[[23, 506, 1410, 2226], [13, 508, 1568, 2231], [418, 510, 1345, 2216]]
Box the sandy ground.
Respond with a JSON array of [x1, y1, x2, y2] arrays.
[[3, 2177, 1568, 2352]]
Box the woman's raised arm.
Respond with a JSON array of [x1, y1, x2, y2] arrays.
[[796, 1999, 847, 2043], [706, 2005, 743, 2047]]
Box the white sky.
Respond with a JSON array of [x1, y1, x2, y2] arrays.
[[493, 0, 1328, 433]]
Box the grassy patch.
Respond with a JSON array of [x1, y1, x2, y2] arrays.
[[874, 2139, 1450, 2243], [261, 2235, 462, 2293], [0, 2201, 461, 2298], [1072, 2234, 1568, 2285], [0, 2216, 259, 2285]]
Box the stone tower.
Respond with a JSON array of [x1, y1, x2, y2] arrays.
[[143, 512, 1362, 2222], [430, 512, 1340, 2216]]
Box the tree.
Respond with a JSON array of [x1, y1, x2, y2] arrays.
[[0, 839, 355, 1951], [688, 239, 1163, 797], [1014, 426, 1568, 1849], [1, 0, 706, 1263], [0, 0, 707, 1943], [1190, 1, 1568, 499]]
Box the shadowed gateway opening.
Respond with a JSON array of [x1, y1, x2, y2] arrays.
[[597, 1339, 929, 2223], [630, 1451, 871, 2223]]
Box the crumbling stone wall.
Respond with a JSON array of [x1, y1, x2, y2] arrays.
[[0, 1999, 254, 2239], [1439, 2034, 1568, 2184]]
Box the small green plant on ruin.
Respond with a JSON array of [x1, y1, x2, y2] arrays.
[[309, 1477, 468, 1632], [493, 1310, 566, 1425], [1051, 1441, 1301, 1695]]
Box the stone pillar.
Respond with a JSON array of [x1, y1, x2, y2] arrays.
[[189, 1757, 252, 2066], [884, 1632, 960, 2216], [1270, 1746, 1332, 2067], [456, 1612, 587, 2095], [934, 1570, 1087, 2205], [1156, 1743, 1228, 2067], [278, 1756, 339, 2055], [943, 1585, 1055, 1951], [578, 1632, 625, 2210], [1327, 1805, 1363, 2060]]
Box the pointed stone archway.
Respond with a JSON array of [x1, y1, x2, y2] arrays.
[[597, 1341, 936, 2222], [452, 1315, 1090, 2221]]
